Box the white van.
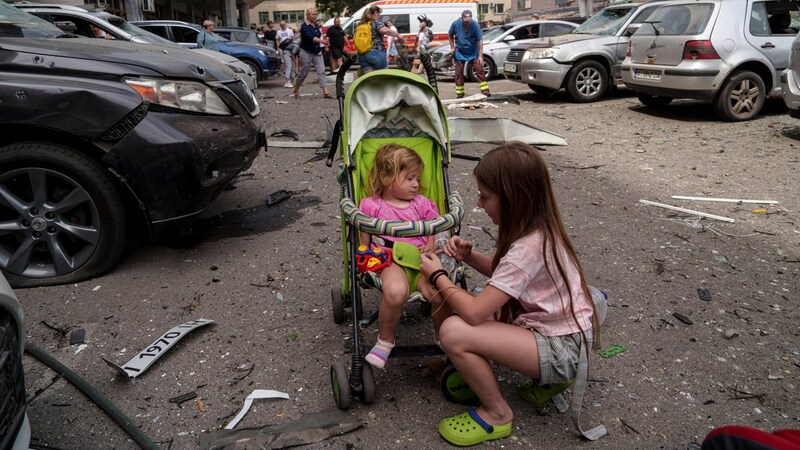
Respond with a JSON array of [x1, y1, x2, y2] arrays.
[[340, 0, 478, 53]]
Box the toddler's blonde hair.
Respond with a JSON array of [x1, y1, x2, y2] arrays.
[[367, 144, 424, 198]]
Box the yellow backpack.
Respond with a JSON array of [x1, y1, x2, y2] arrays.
[[354, 21, 373, 54]]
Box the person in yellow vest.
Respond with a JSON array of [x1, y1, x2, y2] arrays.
[[448, 10, 489, 98]]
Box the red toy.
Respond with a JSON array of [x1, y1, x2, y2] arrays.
[[356, 245, 392, 273]]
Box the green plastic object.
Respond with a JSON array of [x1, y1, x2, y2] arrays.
[[599, 344, 626, 358]]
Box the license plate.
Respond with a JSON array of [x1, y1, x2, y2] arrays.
[[634, 69, 662, 81], [504, 63, 516, 73]]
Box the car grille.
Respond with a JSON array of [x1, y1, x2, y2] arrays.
[[506, 50, 525, 64], [225, 79, 259, 117], [0, 312, 25, 450]]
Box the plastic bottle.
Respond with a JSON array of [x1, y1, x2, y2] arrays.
[[588, 285, 608, 326], [434, 232, 456, 274]]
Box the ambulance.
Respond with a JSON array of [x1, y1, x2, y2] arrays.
[[340, 0, 478, 53]]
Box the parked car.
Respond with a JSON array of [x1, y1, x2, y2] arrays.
[[623, 0, 799, 121], [0, 2, 266, 287], [0, 272, 30, 449], [430, 20, 578, 80], [503, 1, 670, 102], [214, 26, 261, 45], [780, 32, 800, 118], [19, 6, 258, 91], [131, 20, 280, 82]]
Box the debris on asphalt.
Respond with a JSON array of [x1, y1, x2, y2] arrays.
[[201, 407, 363, 449], [270, 129, 299, 140], [673, 312, 693, 325], [599, 344, 627, 358], [446, 101, 498, 110], [224, 389, 290, 430], [102, 318, 215, 381], [448, 117, 567, 146], [639, 199, 736, 223], [751, 208, 768, 214], [768, 372, 784, 380], [70, 328, 85, 345], [671, 195, 779, 205], [169, 391, 198, 406], [729, 386, 767, 403], [197, 398, 205, 413], [697, 288, 712, 302], [724, 329, 740, 340], [230, 362, 255, 386], [266, 190, 292, 207]]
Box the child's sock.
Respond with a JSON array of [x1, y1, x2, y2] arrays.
[[365, 338, 394, 369]]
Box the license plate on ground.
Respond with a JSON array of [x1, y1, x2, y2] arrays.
[[634, 69, 662, 81], [504, 63, 516, 73]]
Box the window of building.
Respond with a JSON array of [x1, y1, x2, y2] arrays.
[[517, 0, 526, 10], [258, 12, 270, 24], [478, 4, 489, 13], [492, 3, 504, 14], [274, 10, 304, 24]]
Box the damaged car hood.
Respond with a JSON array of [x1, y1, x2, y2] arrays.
[[0, 38, 236, 82], [526, 33, 601, 49]]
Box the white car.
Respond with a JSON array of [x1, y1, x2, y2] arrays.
[[430, 20, 578, 81], [780, 32, 800, 118]]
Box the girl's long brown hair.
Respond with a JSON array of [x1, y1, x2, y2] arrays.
[[359, 5, 381, 24], [473, 142, 600, 349]]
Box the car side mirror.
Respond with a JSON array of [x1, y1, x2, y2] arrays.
[[503, 35, 516, 41], [625, 23, 642, 36]]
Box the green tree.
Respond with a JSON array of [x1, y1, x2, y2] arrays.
[[316, 0, 370, 19]]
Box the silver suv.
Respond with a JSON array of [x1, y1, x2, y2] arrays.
[[503, 2, 671, 102], [780, 26, 800, 118], [622, 0, 799, 121]]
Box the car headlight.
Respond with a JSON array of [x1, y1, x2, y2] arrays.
[[527, 48, 555, 59], [258, 50, 267, 57], [124, 77, 231, 115], [265, 48, 279, 57]]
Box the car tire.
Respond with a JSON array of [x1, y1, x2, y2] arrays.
[[565, 60, 608, 103], [242, 60, 261, 83], [467, 57, 495, 82], [0, 143, 128, 288], [713, 70, 766, 122], [636, 93, 673, 108]]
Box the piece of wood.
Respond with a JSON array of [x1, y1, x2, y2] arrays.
[[671, 195, 778, 205], [639, 199, 735, 223]]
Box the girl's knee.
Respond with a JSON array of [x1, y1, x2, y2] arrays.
[[439, 316, 468, 348], [381, 282, 409, 306]]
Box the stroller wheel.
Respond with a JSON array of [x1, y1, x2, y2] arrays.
[[331, 287, 345, 324], [331, 361, 351, 409], [440, 362, 478, 405], [361, 362, 376, 405]]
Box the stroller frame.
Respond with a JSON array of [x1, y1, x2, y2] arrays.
[[327, 55, 473, 409]]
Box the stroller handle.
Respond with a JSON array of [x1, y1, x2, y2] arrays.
[[340, 193, 464, 238], [336, 54, 359, 99]]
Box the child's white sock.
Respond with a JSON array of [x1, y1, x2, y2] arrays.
[[365, 338, 394, 369]]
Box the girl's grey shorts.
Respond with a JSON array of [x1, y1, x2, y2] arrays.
[[532, 329, 590, 385]]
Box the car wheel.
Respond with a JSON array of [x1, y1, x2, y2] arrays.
[[713, 70, 766, 122], [0, 143, 127, 288], [565, 60, 608, 103], [242, 60, 261, 83], [636, 93, 673, 108], [467, 57, 494, 82]]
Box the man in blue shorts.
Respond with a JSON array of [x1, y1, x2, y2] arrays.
[[448, 10, 489, 98]]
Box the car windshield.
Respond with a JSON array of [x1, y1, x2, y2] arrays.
[[483, 25, 512, 41], [0, 1, 67, 38], [573, 5, 636, 35], [108, 17, 181, 46]]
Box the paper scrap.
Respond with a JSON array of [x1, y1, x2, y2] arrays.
[[225, 389, 290, 429]]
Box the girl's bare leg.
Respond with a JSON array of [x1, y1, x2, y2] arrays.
[[376, 263, 410, 343]]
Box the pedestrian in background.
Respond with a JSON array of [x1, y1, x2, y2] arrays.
[[386, 19, 399, 64], [276, 21, 296, 88], [356, 5, 402, 73], [448, 10, 490, 98], [197, 20, 220, 51], [294, 8, 332, 99], [263, 21, 277, 49], [327, 17, 346, 72]]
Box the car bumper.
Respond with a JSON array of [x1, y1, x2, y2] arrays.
[[103, 94, 266, 236], [621, 62, 725, 101], [506, 57, 570, 90], [780, 69, 800, 118], [263, 56, 281, 78]]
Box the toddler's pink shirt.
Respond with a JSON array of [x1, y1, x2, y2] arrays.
[[488, 230, 593, 337], [359, 194, 440, 249]]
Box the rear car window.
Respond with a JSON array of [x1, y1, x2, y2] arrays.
[[637, 4, 714, 36], [750, 1, 800, 36]]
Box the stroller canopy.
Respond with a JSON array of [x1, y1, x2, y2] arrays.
[[343, 70, 450, 165]]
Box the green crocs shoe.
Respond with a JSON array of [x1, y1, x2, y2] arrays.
[[438, 407, 512, 447], [518, 379, 573, 404]]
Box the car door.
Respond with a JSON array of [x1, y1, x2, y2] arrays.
[[171, 25, 200, 48], [541, 22, 576, 37], [746, 0, 800, 74]]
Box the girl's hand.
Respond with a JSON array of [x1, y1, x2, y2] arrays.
[[419, 252, 443, 277], [445, 236, 473, 261]]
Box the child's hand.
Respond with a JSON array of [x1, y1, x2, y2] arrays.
[[419, 252, 443, 277], [444, 236, 472, 261]]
